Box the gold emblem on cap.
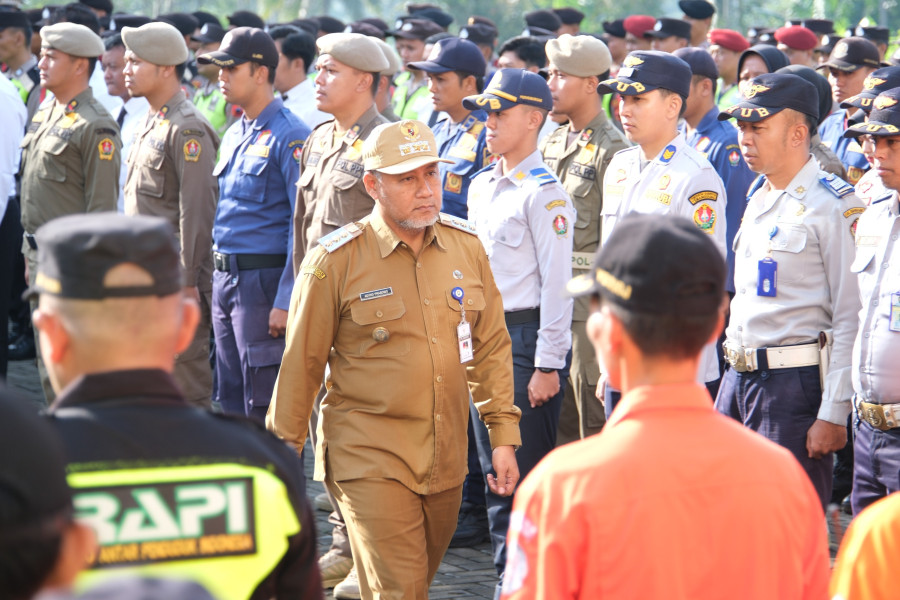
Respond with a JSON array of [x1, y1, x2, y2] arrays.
[[864, 77, 887, 90], [623, 55, 644, 67], [874, 96, 899, 110], [400, 120, 420, 141], [834, 41, 848, 58], [744, 84, 770, 98]]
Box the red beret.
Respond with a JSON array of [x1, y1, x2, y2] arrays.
[[708, 28, 750, 52], [623, 15, 656, 37], [774, 25, 818, 51]]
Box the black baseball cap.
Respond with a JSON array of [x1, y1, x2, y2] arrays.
[[719, 72, 819, 123], [854, 25, 890, 46], [408, 37, 486, 76], [197, 26, 278, 69], [387, 17, 443, 40], [23, 213, 183, 301], [674, 46, 718, 80], [645, 17, 692, 41], [459, 23, 497, 45], [776, 65, 833, 125], [0, 386, 73, 534], [679, 0, 716, 19], [227, 10, 264, 30], [801, 18, 834, 35], [597, 50, 692, 98], [409, 7, 453, 29], [564, 213, 724, 318], [840, 67, 900, 112], [191, 22, 225, 44], [820, 36, 882, 71], [462, 68, 552, 112], [844, 88, 900, 138]]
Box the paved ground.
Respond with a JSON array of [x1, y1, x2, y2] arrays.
[[5, 357, 851, 598]]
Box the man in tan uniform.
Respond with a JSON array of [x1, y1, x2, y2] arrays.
[[19, 22, 120, 402], [293, 32, 389, 272], [122, 22, 219, 407], [268, 120, 521, 600], [540, 34, 629, 442]]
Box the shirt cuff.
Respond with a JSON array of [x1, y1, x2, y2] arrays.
[[487, 423, 522, 450], [818, 368, 853, 424]]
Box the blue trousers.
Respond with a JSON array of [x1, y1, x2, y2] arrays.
[[605, 379, 720, 419], [851, 420, 900, 515], [715, 366, 832, 509], [470, 320, 568, 595], [211, 262, 285, 423]]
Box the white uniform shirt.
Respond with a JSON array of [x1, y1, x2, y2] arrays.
[[855, 168, 888, 207], [281, 79, 331, 130], [89, 61, 122, 116], [468, 150, 575, 369], [0, 76, 26, 217], [852, 190, 900, 404], [727, 156, 864, 423], [601, 132, 727, 383], [117, 95, 150, 211]]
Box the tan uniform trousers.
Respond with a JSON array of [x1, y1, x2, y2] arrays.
[[556, 316, 606, 445], [327, 475, 462, 600], [173, 289, 213, 408]]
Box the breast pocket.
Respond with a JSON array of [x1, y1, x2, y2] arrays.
[[135, 149, 166, 198], [488, 224, 526, 275], [852, 247, 877, 301], [769, 225, 812, 283], [345, 297, 409, 358], [37, 135, 69, 182], [445, 288, 486, 331], [233, 157, 269, 201], [569, 176, 597, 236], [325, 169, 366, 227]]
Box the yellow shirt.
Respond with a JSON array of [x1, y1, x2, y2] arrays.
[[267, 212, 521, 494]]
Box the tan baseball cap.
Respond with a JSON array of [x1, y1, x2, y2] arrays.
[[40, 22, 104, 57], [363, 120, 452, 175]]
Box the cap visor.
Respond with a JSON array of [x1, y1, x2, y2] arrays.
[[840, 92, 875, 110], [197, 51, 247, 67], [596, 77, 659, 96], [644, 30, 670, 39], [718, 102, 785, 122], [407, 60, 453, 73], [844, 120, 900, 138], [462, 92, 517, 112], [373, 156, 453, 175], [818, 59, 859, 72], [386, 30, 418, 39]]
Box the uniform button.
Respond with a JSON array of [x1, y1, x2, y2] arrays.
[[873, 299, 879, 306], [467, 299, 473, 305], [435, 414, 442, 421], [740, 288, 745, 294], [864, 332, 871, 338], [500, 236, 506, 242], [376, 310, 383, 318], [893, 235, 898, 241], [424, 299, 430, 305], [416, 262, 422, 268], [754, 218, 760, 224], [884, 263, 890, 269], [431, 337, 437, 343], [436, 375, 443, 382]]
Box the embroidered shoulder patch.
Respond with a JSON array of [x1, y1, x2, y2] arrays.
[[98, 138, 115, 160], [688, 190, 718, 205], [184, 139, 201, 162], [439, 213, 477, 235], [843, 207, 865, 218], [301, 265, 326, 279], [544, 200, 567, 210], [318, 222, 364, 252]]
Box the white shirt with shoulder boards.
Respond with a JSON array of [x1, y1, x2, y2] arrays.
[[468, 149, 575, 370], [601, 131, 727, 384], [727, 156, 864, 423], [855, 168, 889, 206], [0, 75, 25, 217], [852, 189, 900, 404], [281, 79, 331, 130], [117, 95, 150, 211]]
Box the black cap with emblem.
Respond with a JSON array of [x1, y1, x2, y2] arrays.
[[597, 50, 692, 98], [820, 36, 882, 72], [197, 26, 278, 69], [718, 72, 819, 123], [840, 67, 900, 112], [844, 88, 900, 139]]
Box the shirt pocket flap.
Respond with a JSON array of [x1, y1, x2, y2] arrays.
[[445, 288, 486, 313], [770, 226, 807, 254], [246, 339, 285, 368], [42, 135, 69, 156], [331, 169, 361, 191], [492, 225, 526, 248], [350, 298, 406, 325], [851, 248, 876, 273], [298, 163, 316, 187], [239, 157, 269, 177]]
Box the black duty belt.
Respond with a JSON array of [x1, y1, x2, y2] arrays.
[[213, 252, 286, 272], [505, 308, 540, 327]]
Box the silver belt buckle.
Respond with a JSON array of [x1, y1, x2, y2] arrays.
[[724, 343, 746, 372]]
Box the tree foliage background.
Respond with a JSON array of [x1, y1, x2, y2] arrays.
[[58, 0, 897, 46]]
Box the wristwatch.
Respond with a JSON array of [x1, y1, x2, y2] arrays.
[[538, 367, 555, 373]]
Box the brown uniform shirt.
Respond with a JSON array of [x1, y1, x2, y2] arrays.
[[267, 213, 522, 495], [124, 92, 220, 290], [540, 110, 630, 321], [19, 87, 120, 237], [292, 104, 388, 273]]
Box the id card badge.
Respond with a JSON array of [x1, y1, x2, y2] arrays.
[[458, 321, 474, 363], [757, 258, 777, 297], [891, 293, 900, 332]]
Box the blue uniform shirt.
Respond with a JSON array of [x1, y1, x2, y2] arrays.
[[686, 107, 756, 292], [819, 109, 869, 184], [212, 98, 310, 310], [433, 110, 491, 219]]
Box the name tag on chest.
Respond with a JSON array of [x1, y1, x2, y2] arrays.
[[245, 144, 270, 158], [336, 158, 364, 177], [360, 287, 393, 301]]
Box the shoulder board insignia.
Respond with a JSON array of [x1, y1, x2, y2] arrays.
[[746, 175, 767, 202], [344, 124, 362, 143], [871, 191, 894, 205], [660, 144, 676, 163], [301, 265, 326, 279], [461, 114, 477, 130], [94, 127, 117, 136], [819, 172, 853, 198], [579, 128, 593, 144], [843, 207, 865, 218], [318, 222, 364, 252], [182, 128, 205, 137], [529, 167, 558, 185], [468, 121, 485, 136], [439, 213, 478, 235]]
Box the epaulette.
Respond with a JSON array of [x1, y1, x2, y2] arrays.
[[439, 213, 478, 235], [529, 167, 559, 186], [745, 174, 767, 203], [819, 171, 854, 198], [318, 222, 365, 252], [872, 191, 894, 205]]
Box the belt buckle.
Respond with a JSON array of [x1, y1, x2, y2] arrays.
[[724, 344, 745, 371], [860, 401, 892, 431]]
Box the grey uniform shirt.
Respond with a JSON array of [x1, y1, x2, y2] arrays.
[[601, 132, 727, 383], [852, 190, 900, 404], [727, 156, 864, 424]]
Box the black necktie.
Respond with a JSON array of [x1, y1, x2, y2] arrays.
[[116, 105, 126, 128]]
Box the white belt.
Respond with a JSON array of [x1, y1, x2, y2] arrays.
[[572, 252, 594, 271], [723, 340, 820, 373]]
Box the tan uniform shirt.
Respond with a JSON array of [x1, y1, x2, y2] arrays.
[[540, 111, 630, 321], [124, 92, 220, 290], [268, 213, 522, 495], [19, 87, 120, 237], [292, 105, 388, 273]]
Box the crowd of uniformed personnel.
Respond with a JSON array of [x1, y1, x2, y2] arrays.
[[2, 0, 900, 598]]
